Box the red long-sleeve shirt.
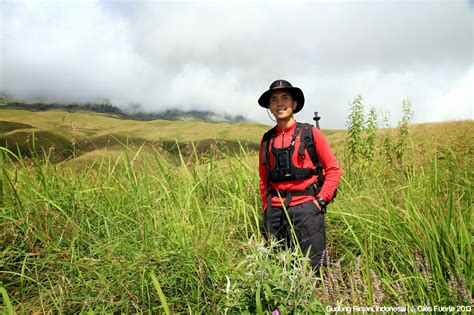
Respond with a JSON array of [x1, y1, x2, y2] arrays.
[[259, 120, 342, 211]]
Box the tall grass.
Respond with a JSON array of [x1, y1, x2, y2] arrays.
[[1, 123, 472, 313]]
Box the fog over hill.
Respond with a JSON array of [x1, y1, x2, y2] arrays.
[[0, 97, 248, 123], [1, 1, 472, 128]]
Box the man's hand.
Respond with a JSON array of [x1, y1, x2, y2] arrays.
[[313, 199, 321, 211], [314, 197, 327, 213]]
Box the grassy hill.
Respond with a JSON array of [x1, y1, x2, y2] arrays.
[[0, 107, 471, 168], [0, 108, 472, 313], [0, 108, 263, 162], [0, 108, 267, 142], [0, 108, 346, 164]]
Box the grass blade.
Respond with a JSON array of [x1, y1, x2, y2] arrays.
[[0, 286, 15, 315], [150, 271, 170, 315]]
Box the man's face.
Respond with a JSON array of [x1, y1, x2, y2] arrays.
[[269, 90, 297, 121]]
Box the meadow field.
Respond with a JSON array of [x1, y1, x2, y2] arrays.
[[0, 107, 472, 313]]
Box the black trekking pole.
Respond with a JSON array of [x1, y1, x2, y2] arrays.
[[313, 111, 321, 129]]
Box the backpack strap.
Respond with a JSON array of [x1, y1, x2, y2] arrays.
[[291, 123, 303, 148], [262, 127, 276, 212], [300, 123, 319, 166], [261, 126, 276, 167], [300, 123, 325, 188], [297, 123, 306, 156]]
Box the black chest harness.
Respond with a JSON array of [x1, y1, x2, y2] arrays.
[[261, 123, 325, 209]]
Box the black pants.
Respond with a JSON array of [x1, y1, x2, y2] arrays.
[[263, 200, 326, 269]]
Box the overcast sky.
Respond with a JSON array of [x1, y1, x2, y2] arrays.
[[1, 0, 472, 128]]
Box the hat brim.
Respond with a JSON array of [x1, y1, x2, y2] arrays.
[[258, 87, 305, 114]]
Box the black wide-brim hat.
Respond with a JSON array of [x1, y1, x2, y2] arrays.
[[258, 79, 305, 114]]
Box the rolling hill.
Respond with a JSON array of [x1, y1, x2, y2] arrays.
[[0, 107, 472, 313], [1, 107, 472, 168], [0, 108, 346, 164]]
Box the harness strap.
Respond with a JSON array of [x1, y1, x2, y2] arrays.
[[262, 123, 309, 167], [261, 127, 276, 166], [269, 184, 320, 199], [301, 124, 319, 166], [291, 123, 303, 148], [297, 123, 306, 156], [268, 184, 320, 208], [268, 167, 317, 183], [302, 124, 325, 187]]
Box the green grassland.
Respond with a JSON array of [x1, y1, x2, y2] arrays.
[[0, 108, 472, 313], [0, 108, 345, 161], [0, 107, 267, 143]]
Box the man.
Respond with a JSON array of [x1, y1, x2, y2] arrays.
[[258, 79, 342, 270]]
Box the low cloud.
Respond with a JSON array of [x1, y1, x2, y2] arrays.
[[1, 0, 472, 128]]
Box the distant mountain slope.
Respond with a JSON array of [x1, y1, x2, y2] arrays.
[[4, 108, 468, 168], [0, 107, 268, 141], [0, 100, 248, 123], [0, 108, 273, 163]]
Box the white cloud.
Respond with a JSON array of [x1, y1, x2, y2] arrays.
[[0, 0, 472, 128], [426, 67, 473, 122]]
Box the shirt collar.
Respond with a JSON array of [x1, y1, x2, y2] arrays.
[[276, 120, 297, 133]]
